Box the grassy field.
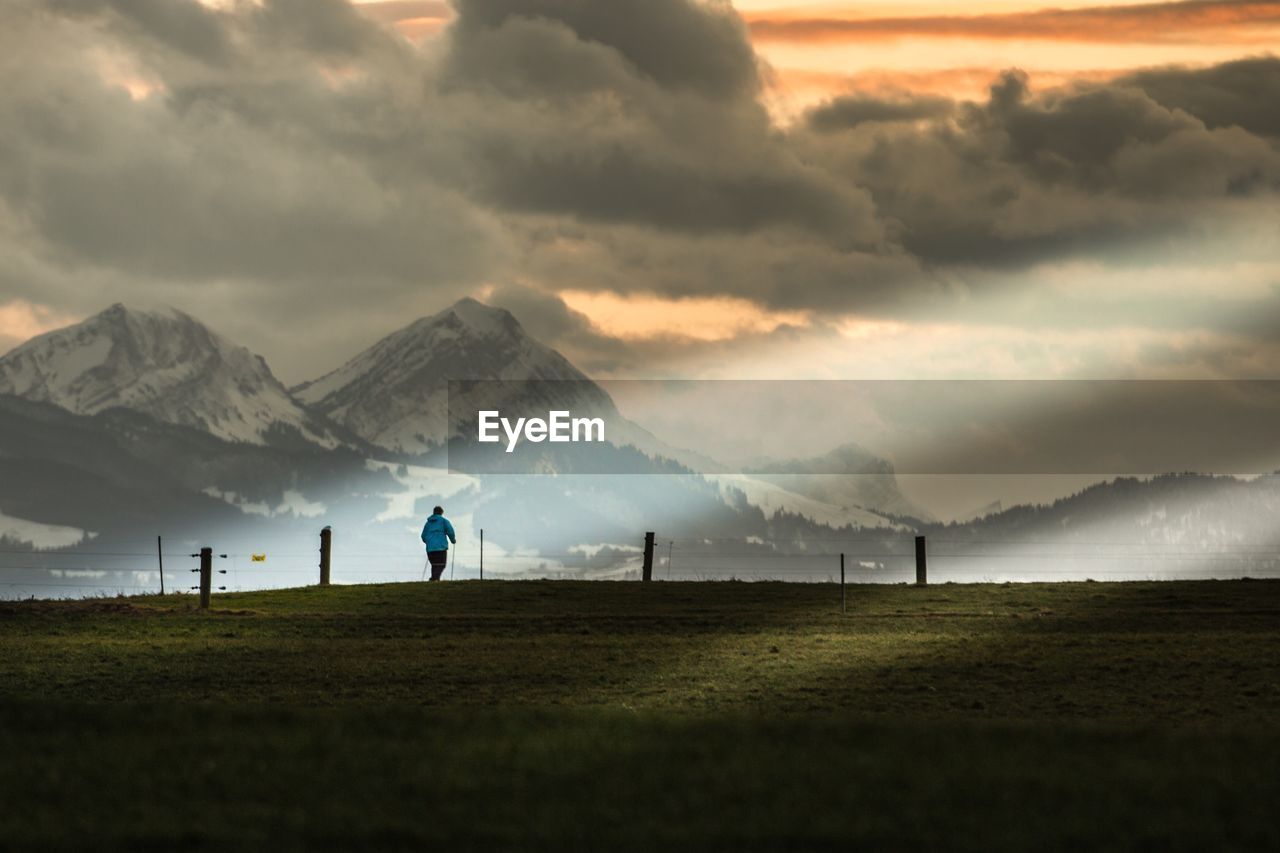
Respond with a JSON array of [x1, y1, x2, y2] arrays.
[[2, 579, 1279, 849]]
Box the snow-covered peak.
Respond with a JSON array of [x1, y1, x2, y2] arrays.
[[0, 303, 339, 447], [293, 297, 608, 454], [443, 297, 522, 337]]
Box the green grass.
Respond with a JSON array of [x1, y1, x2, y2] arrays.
[[2, 580, 1279, 849]]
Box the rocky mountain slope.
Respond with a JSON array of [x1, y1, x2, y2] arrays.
[[294, 297, 634, 456], [0, 304, 340, 448]]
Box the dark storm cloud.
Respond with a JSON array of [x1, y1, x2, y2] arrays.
[[511, 222, 922, 314], [484, 282, 637, 373], [982, 72, 1194, 183], [448, 0, 760, 99], [250, 0, 392, 57], [794, 69, 1280, 267], [437, 0, 881, 243], [975, 70, 1278, 196], [806, 94, 954, 132], [1, 0, 1280, 381], [0, 0, 504, 378], [1120, 56, 1280, 139], [485, 282, 598, 344], [47, 0, 234, 64], [0, 28, 490, 287]]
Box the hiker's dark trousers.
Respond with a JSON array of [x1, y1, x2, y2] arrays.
[[427, 550, 448, 581]]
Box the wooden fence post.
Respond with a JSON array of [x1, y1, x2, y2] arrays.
[[319, 526, 332, 586], [915, 535, 928, 586], [480, 528, 484, 581], [199, 547, 211, 609], [642, 531, 655, 581], [841, 552, 846, 613]]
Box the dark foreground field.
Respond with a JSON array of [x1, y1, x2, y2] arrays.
[[2, 580, 1279, 850]]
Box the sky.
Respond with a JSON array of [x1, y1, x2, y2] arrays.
[[0, 0, 1278, 387]]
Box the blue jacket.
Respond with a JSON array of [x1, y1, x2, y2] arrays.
[[421, 514, 456, 552]]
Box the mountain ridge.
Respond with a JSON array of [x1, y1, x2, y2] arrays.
[[0, 304, 340, 448], [294, 297, 627, 455]]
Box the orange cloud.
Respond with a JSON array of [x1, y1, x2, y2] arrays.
[[773, 65, 1128, 100], [353, 0, 450, 40], [352, 0, 450, 25], [747, 0, 1280, 44], [0, 300, 80, 353], [559, 290, 810, 342]]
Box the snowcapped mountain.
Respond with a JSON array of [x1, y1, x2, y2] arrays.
[[293, 297, 624, 454], [0, 304, 340, 448]]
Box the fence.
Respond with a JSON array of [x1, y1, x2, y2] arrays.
[[1, 527, 1279, 602]]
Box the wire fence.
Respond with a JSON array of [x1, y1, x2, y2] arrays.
[[2, 529, 1279, 600]]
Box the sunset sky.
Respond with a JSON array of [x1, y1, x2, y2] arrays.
[[1, 0, 1277, 384], [356, 0, 1280, 106]]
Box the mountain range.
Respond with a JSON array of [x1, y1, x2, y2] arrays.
[[0, 304, 341, 448], [292, 297, 611, 455], [0, 297, 920, 513], [1, 298, 1276, 595], [0, 299, 913, 588]]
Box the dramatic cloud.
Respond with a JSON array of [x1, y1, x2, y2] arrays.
[[746, 0, 1280, 45], [793, 68, 1280, 266], [449, 0, 762, 99], [48, 0, 235, 63], [0, 0, 505, 375], [434, 0, 882, 243], [806, 94, 954, 131], [1121, 56, 1280, 138], [0, 0, 1277, 382]]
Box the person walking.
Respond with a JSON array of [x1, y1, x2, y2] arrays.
[[420, 505, 457, 581]]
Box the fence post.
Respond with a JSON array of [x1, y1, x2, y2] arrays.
[[841, 553, 846, 613], [157, 535, 165, 596], [642, 531, 655, 581], [915, 535, 928, 586], [199, 547, 211, 609], [480, 528, 484, 581], [319, 526, 332, 586]]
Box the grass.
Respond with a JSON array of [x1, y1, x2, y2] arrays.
[[2, 579, 1279, 849]]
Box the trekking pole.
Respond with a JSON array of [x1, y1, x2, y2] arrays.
[[420, 553, 429, 582]]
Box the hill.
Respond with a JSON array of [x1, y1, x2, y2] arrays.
[[1, 579, 1278, 849]]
